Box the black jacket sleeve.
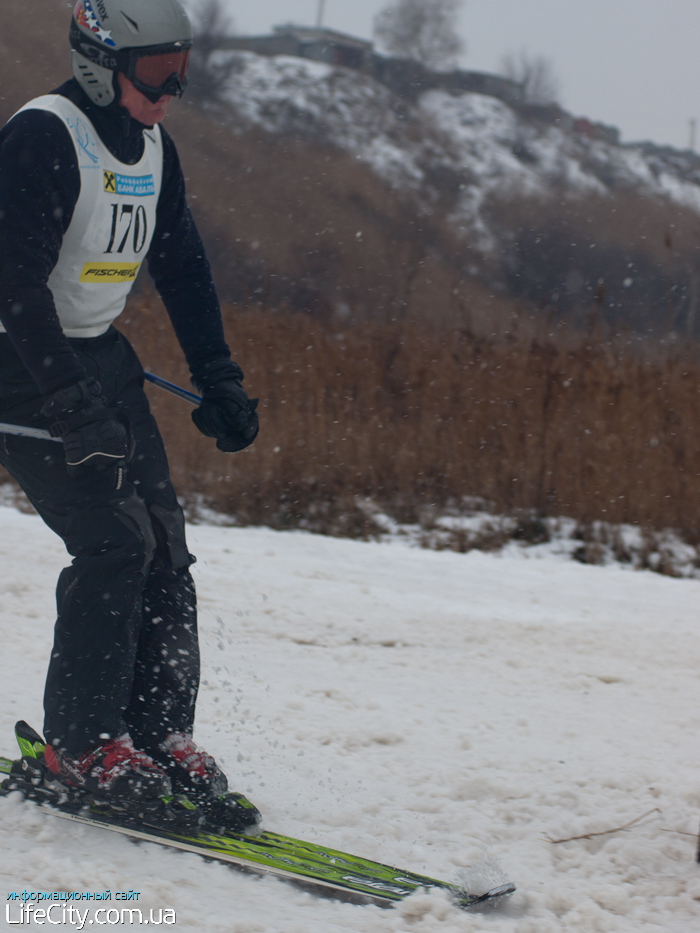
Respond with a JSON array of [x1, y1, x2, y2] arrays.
[[0, 109, 86, 394], [147, 127, 230, 374]]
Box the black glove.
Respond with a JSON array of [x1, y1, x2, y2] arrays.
[[191, 359, 259, 453], [41, 378, 133, 477]]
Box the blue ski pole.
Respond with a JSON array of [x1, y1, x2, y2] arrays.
[[143, 371, 201, 406]]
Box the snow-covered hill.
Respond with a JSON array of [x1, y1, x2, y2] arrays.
[[2, 504, 700, 931], [218, 52, 700, 252]]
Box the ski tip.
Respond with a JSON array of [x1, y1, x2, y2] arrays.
[[453, 881, 516, 908], [487, 882, 516, 898]]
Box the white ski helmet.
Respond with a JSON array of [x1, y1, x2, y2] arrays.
[[69, 0, 193, 107]]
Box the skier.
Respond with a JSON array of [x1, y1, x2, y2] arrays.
[[0, 0, 259, 829]]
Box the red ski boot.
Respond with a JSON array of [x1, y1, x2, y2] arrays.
[[4, 721, 199, 829], [44, 735, 171, 803], [155, 732, 261, 833]]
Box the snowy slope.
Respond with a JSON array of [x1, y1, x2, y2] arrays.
[[219, 52, 700, 250], [2, 504, 700, 931]]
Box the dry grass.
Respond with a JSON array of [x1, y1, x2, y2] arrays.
[[3, 294, 700, 541], [83, 293, 700, 539]]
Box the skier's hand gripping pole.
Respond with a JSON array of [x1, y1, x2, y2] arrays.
[[41, 378, 134, 481], [1, 369, 259, 455], [187, 360, 259, 453]]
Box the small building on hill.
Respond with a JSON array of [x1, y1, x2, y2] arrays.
[[222, 25, 374, 71], [222, 24, 523, 107]]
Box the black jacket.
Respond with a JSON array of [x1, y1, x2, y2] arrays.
[[0, 79, 230, 396]]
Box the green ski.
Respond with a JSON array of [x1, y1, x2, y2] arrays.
[[1, 731, 515, 911]]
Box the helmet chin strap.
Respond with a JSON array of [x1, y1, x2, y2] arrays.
[[112, 69, 123, 108]]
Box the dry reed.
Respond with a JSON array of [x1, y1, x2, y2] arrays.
[[103, 294, 700, 538]]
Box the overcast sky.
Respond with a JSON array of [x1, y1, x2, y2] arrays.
[[207, 0, 700, 150]]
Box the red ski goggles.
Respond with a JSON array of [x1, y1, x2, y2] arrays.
[[124, 45, 192, 103]]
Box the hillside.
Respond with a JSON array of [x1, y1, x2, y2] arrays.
[[216, 50, 700, 237], [194, 49, 700, 332]]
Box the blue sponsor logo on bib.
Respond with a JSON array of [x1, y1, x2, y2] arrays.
[[104, 171, 155, 197]]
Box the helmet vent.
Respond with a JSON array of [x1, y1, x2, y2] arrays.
[[119, 11, 140, 34], [76, 62, 99, 85]]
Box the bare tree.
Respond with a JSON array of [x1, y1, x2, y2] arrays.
[[187, 0, 238, 101], [374, 0, 464, 72], [501, 51, 560, 106]]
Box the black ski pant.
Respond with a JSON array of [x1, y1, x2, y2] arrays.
[[0, 328, 200, 756]]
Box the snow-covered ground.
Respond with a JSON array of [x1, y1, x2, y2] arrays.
[[2, 503, 700, 931]]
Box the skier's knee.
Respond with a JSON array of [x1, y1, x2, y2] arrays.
[[115, 494, 157, 573], [149, 501, 194, 571], [64, 494, 157, 573]]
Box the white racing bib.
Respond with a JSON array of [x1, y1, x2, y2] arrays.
[[1, 94, 163, 338]]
